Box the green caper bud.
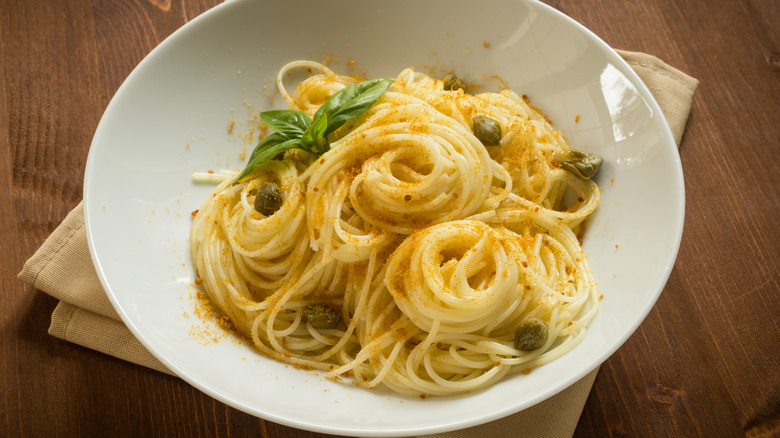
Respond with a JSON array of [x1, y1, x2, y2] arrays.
[[303, 304, 341, 329], [473, 115, 502, 146], [253, 182, 283, 216], [442, 73, 465, 92], [514, 318, 548, 351], [555, 150, 603, 179]]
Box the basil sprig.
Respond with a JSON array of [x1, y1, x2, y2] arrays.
[[229, 78, 393, 185]]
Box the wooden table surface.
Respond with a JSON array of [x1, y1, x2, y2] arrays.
[[2, 0, 778, 436]]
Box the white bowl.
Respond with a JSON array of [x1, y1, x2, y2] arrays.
[[83, 0, 684, 435]]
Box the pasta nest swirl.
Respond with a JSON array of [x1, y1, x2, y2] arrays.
[[479, 92, 600, 228], [303, 92, 511, 257], [395, 69, 599, 230], [385, 212, 597, 339], [190, 160, 310, 326], [385, 220, 523, 335]]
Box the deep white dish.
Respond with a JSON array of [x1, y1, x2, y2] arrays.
[[83, 0, 684, 435]]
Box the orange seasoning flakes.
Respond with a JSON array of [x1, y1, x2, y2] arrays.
[[191, 209, 199, 217], [227, 117, 235, 133], [188, 291, 234, 345], [192, 291, 213, 319], [482, 41, 490, 48], [575, 114, 580, 123], [218, 315, 232, 330], [522, 368, 531, 375]]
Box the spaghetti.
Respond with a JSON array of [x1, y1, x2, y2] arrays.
[[190, 61, 600, 396]]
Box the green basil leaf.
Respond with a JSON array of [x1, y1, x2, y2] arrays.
[[260, 110, 311, 139], [313, 78, 393, 136], [228, 135, 301, 185], [228, 79, 393, 186], [243, 132, 285, 167], [300, 113, 329, 154]]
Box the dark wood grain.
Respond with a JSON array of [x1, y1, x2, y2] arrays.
[[2, 0, 778, 437]]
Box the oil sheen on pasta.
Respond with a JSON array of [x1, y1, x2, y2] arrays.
[[190, 61, 600, 396]]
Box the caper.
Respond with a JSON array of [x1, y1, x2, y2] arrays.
[[473, 115, 502, 146], [442, 73, 465, 92], [303, 304, 341, 329], [253, 182, 283, 216], [555, 150, 603, 179], [514, 318, 548, 351]]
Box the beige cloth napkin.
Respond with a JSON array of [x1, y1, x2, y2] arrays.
[[18, 50, 697, 437]]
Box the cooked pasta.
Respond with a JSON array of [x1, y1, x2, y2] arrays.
[[190, 60, 600, 396]]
